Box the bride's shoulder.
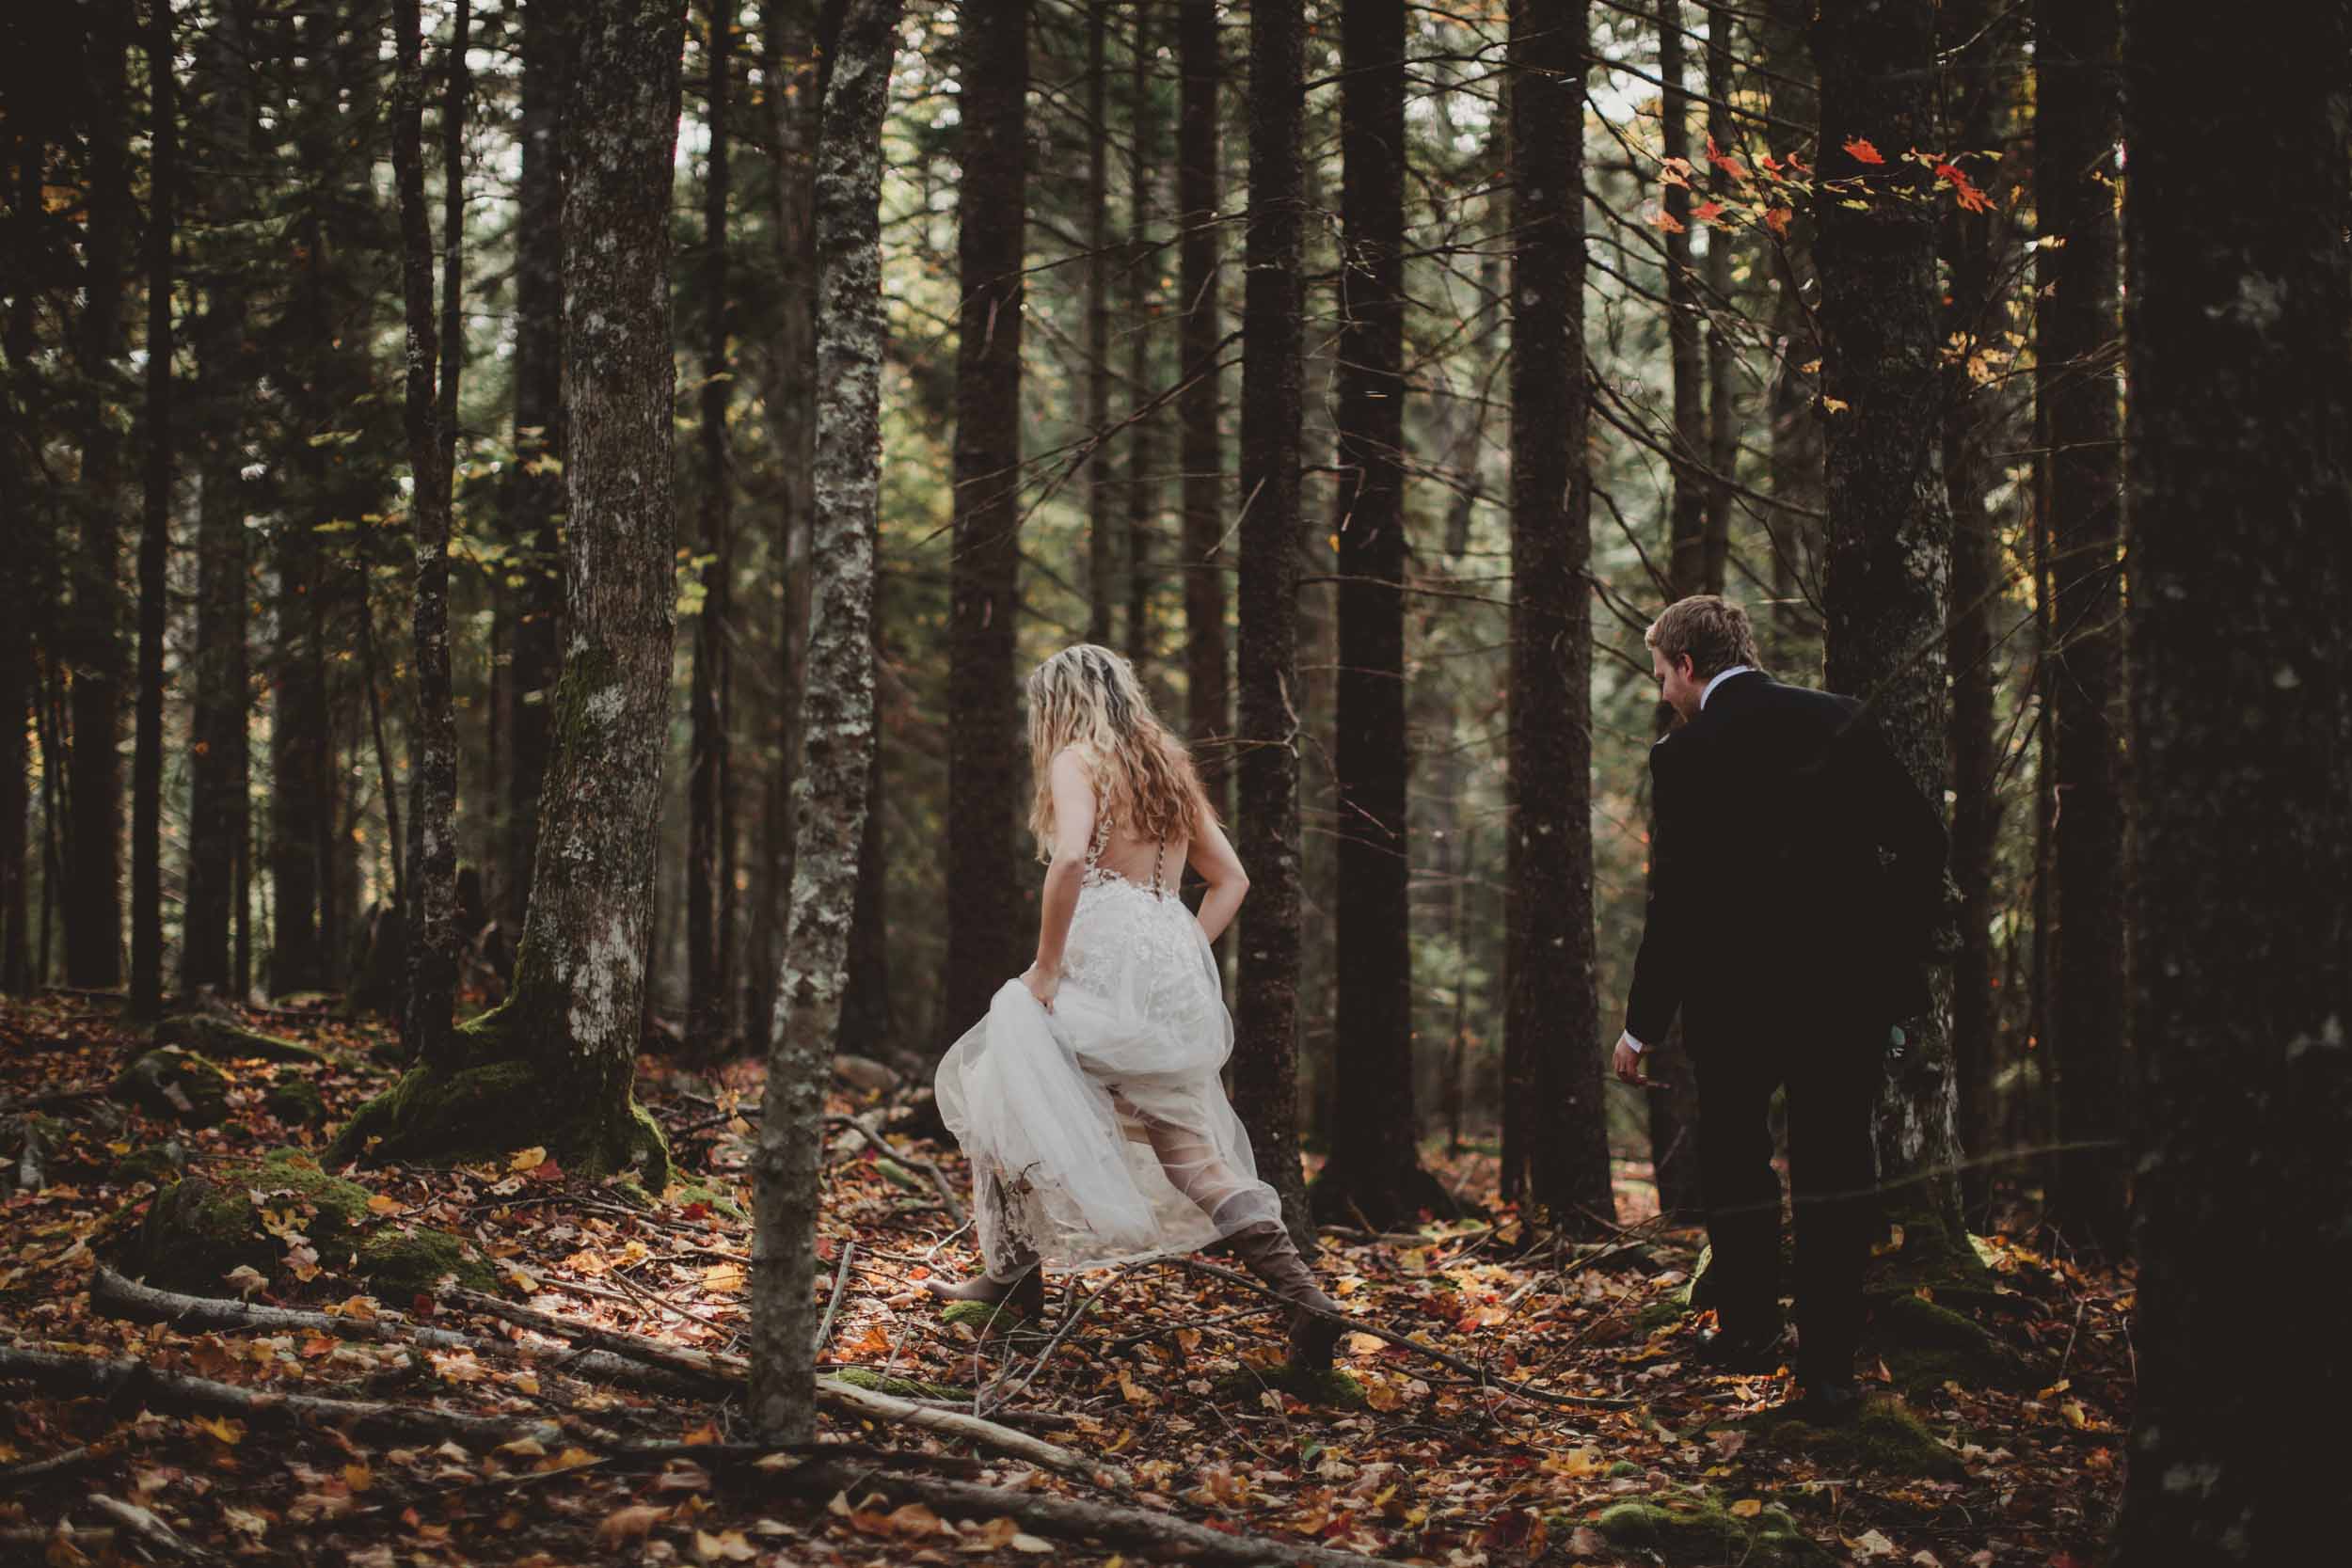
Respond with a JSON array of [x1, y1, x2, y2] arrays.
[[1048, 746, 1104, 793]]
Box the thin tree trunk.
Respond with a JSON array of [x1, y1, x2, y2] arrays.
[[689, 0, 738, 1053], [392, 0, 463, 1051], [1500, 0, 1613, 1234], [1810, 0, 1966, 1246], [749, 0, 901, 1444], [942, 0, 1028, 1050], [64, 0, 134, 990], [2107, 5, 2349, 1555], [131, 0, 175, 1020], [1311, 0, 1443, 1228], [1941, 0, 2013, 1218], [1122, 0, 1161, 673], [330, 0, 688, 1180], [1176, 0, 1227, 790], [2036, 0, 2128, 1259], [1084, 0, 1115, 647], [1231, 0, 1311, 1245], [506, 0, 569, 935]]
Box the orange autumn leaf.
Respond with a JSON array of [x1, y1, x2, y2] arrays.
[[1692, 200, 1725, 224], [1652, 207, 1687, 234], [1843, 136, 1886, 166], [1763, 206, 1793, 236], [1706, 135, 1748, 181]]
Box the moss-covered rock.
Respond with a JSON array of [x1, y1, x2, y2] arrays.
[[264, 1078, 329, 1128], [325, 1003, 670, 1188], [1742, 1393, 1966, 1481], [153, 1014, 328, 1066], [1212, 1362, 1371, 1410], [126, 1178, 275, 1291], [111, 1048, 231, 1128], [1867, 1291, 2031, 1395], [1589, 1495, 1834, 1565], [830, 1367, 976, 1402], [356, 1227, 499, 1298], [241, 1148, 374, 1247], [108, 1141, 189, 1188]]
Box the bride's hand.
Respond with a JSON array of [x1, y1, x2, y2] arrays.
[[1021, 962, 1060, 1012]]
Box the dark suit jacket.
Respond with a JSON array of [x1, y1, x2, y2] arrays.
[[1625, 672, 1948, 1052]]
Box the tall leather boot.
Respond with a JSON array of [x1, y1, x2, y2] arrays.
[[1215, 1205, 1346, 1370], [925, 1168, 1046, 1316]]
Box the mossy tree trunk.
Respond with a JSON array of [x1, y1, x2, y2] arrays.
[[2107, 2, 2350, 1557], [1500, 0, 1614, 1238], [1809, 0, 1968, 1257], [330, 0, 690, 1188], [748, 0, 899, 1445]]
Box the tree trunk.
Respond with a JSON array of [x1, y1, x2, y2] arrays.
[[1084, 0, 1115, 648], [392, 0, 463, 1056], [130, 0, 175, 1020], [1123, 0, 1163, 673], [1500, 0, 1613, 1235], [506, 0, 569, 936], [688, 0, 738, 1054], [1941, 0, 2015, 1218], [328, 0, 689, 1187], [1231, 0, 1311, 1246], [1176, 0, 1227, 793], [749, 0, 901, 1445], [64, 0, 134, 990], [2035, 0, 2128, 1259], [942, 0, 1027, 1050], [2108, 5, 2351, 1557], [1310, 0, 1444, 1229], [1810, 0, 1966, 1246]]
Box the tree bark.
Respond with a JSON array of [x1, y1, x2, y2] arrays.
[[64, 0, 134, 990], [1810, 0, 1966, 1243], [1177, 0, 1227, 790], [942, 0, 1028, 1050], [748, 0, 900, 1445], [1311, 0, 1445, 1228], [2035, 0, 2128, 1259], [392, 0, 463, 1055], [130, 0, 175, 1021], [1123, 0, 1164, 672], [506, 0, 569, 936], [327, 0, 689, 1187], [2107, 4, 2350, 1556], [1085, 0, 1116, 648], [1232, 0, 1311, 1246], [689, 0, 739, 1054], [1500, 0, 1613, 1235]]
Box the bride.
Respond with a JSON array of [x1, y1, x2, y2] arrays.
[[927, 643, 1345, 1371]]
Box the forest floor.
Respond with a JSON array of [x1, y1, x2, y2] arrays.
[[0, 991, 2130, 1567]]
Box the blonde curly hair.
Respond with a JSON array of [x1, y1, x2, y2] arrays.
[[1025, 644, 1216, 860]]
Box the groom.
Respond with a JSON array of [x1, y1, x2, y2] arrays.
[[1613, 595, 1946, 1415]]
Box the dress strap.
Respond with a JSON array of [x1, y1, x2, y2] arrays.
[[1148, 835, 1168, 898]]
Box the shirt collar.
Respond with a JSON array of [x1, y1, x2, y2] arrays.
[[1699, 665, 1756, 709]]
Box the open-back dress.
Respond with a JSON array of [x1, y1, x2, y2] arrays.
[[932, 788, 1286, 1276]]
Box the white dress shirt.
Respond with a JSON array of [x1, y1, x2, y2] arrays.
[[1620, 665, 1753, 1055]]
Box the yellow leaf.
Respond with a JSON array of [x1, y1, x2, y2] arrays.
[[367, 1194, 405, 1214], [343, 1463, 374, 1493], [507, 1147, 548, 1173], [1730, 1498, 1763, 1518], [1822, 396, 1851, 415], [193, 1415, 246, 1446], [701, 1261, 746, 1293]]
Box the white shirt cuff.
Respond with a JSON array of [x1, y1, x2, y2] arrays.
[[1618, 1028, 1648, 1055]]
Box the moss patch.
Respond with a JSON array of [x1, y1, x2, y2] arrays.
[[1742, 1393, 1965, 1481], [264, 1078, 328, 1128], [108, 1142, 189, 1188], [239, 1148, 374, 1246], [111, 1049, 230, 1128], [660, 1179, 747, 1222], [1210, 1362, 1370, 1410], [830, 1367, 975, 1402], [124, 1178, 274, 1292], [153, 1014, 328, 1066], [1589, 1495, 1834, 1566], [1867, 1291, 2031, 1394], [939, 1297, 1037, 1334], [357, 1227, 499, 1298]]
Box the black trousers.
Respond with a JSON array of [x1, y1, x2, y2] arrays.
[[1688, 1016, 1882, 1385]]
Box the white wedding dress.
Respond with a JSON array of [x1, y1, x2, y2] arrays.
[[933, 803, 1286, 1277]]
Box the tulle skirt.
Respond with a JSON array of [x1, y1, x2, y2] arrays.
[[933, 879, 1286, 1275]]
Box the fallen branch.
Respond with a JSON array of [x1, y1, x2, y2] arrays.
[[91, 1265, 703, 1400], [1170, 1257, 1633, 1410], [814, 1240, 857, 1356], [781, 1460, 1393, 1568], [447, 1286, 747, 1386], [817, 1373, 1127, 1491], [87, 1494, 214, 1563], [0, 1444, 101, 1490], [823, 1113, 967, 1226]]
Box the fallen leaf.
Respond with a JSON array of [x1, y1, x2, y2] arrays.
[[596, 1504, 669, 1547], [1730, 1498, 1763, 1518], [507, 1146, 548, 1173]]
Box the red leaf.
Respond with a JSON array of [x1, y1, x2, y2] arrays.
[[1706, 135, 1748, 181], [1692, 200, 1725, 224], [1763, 206, 1793, 236], [1843, 136, 1886, 166], [1652, 207, 1687, 234]]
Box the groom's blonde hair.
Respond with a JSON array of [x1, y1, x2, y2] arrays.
[[1646, 594, 1761, 679]]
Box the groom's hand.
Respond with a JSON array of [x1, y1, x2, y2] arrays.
[[1613, 1036, 1651, 1087]]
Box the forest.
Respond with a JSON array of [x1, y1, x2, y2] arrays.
[[0, 0, 2343, 1562]]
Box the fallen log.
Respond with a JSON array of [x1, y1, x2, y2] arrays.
[[817, 1372, 1127, 1492], [782, 1459, 1395, 1568]]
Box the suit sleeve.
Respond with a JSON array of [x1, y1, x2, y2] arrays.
[[1625, 738, 1689, 1046]]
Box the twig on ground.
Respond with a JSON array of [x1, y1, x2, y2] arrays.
[[823, 1113, 967, 1227], [85, 1495, 214, 1563], [814, 1240, 857, 1357]]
